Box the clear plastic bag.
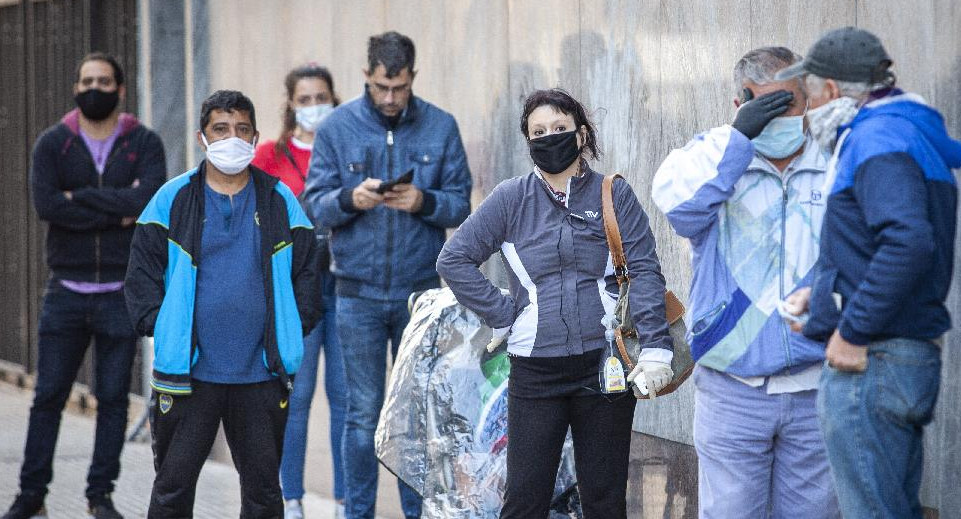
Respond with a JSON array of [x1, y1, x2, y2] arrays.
[[375, 288, 582, 518]]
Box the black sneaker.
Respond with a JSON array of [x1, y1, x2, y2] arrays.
[[87, 494, 123, 519], [1, 493, 46, 519]]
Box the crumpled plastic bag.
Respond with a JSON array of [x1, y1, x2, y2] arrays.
[[375, 288, 582, 518]]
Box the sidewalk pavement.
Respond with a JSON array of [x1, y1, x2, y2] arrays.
[[0, 382, 374, 518], [0, 370, 696, 518]]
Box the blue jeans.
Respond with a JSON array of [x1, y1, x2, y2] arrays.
[[818, 338, 941, 519], [693, 366, 840, 518], [336, 296, 422, 519], [19, 279, 138, 499], [280, 308, 347, 501]]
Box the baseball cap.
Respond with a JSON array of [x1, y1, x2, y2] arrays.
[[776, 27, 892, 83]]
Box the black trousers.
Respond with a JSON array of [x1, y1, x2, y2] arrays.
[[147, 380, 288, 519], [501, 352, 637, 519]]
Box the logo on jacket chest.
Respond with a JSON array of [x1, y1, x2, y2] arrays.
[[584, 210, 600, 219], [800, 189, 825, 207]]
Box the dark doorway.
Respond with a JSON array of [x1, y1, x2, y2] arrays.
[[0, 0, 138, 388]]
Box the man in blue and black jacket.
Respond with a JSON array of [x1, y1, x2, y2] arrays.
[[781, 27, 961, 519], [302, 31, 472, 519], [125, 90, 322, 518]]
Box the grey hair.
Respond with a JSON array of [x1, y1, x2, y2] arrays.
[[804, 74, 889, 101], [733, 47, 802, 92]]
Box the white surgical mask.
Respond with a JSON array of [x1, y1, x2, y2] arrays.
[[295, 103, 334, 132], [201, 134, 256, 175], [752, 114, 806, 159], [806, 96, 860, 152]]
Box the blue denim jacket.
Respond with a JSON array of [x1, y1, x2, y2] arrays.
[[303, 91, 472, 300]]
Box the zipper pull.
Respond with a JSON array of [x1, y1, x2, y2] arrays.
[[387, 130, 394, 146]]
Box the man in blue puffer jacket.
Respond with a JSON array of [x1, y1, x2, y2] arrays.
[[302, 31, 472, 519], [781, 27, 961, 519]]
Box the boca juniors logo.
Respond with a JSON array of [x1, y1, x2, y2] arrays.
[[158, 394, 173, 415]]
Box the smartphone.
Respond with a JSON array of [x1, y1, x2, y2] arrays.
[[375, 169, 414, 194]]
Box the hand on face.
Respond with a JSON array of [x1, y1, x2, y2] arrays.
[[732, 90, 795, 139]]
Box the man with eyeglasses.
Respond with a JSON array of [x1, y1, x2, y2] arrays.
[[4, 52, 166, 519], [303, 30, 472, 519]]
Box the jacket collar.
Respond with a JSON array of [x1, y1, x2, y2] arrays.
[[193, 160, 278, 197], [61, 108, 140, 137], [533, 161, 597, 206], [749, 134, 829, 177]]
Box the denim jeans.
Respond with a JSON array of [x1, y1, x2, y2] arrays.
[[19, 279, 137, 499], [818, 338, 941, 519], [336, 296, 422, 519], [693, 366, 840, 519], [280, 307, 347, 501]]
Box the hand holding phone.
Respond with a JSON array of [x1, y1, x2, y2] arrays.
[[375, 169, 414, 194]]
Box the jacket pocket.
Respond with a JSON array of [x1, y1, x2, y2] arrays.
[[345, 148, 372, 177], [875, 348, 941, 425], [507, 303, 537, 350], [691, 301, 727, 336], [408, 147, 443, 187]]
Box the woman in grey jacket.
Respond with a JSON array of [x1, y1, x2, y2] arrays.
[[436, 89, 673, 518]]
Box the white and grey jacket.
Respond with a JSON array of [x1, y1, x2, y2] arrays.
[[436, 167, 673, 360]]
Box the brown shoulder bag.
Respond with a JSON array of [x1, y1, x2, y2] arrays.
[[601, 174, 693, 399]]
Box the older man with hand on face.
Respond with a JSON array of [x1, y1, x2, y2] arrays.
[[653, 47, 839, 519], [782, 27, 961, 519]]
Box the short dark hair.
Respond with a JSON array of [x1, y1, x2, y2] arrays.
[[200, 90, 257, 132], [520, 88, 600, 160], [76, 52, 125, 86], [367, 31, 416, 78]]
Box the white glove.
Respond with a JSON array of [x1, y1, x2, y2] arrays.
[[627, 360, 673, 398], [486, 326, 510, 353]]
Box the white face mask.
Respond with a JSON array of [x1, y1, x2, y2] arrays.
[[295, 103, 334, 132], [201, 134, 256, 175], [807, 96, 860, 152]]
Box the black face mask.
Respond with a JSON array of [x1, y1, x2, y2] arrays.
[[528, 130, 580, 174], [74, 89, 120, 121]]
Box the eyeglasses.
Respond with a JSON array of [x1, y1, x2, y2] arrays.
[[371, 82, 411, 96]]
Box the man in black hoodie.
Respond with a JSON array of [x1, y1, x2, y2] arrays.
[[3, 53, 166, 519]]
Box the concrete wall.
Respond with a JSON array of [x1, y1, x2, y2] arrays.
[[142, 0, 961, 514]]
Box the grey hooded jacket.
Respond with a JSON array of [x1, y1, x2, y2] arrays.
[[436, 167, 672, 359]]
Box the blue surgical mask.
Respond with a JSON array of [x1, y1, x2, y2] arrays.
[[751, 114, 805, 159]]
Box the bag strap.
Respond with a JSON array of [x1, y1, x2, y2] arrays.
[[601, 174, 629, 285], [602, 174, 636, 369], [601, 174, 686, 370], [281, 141, 307, 184]]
